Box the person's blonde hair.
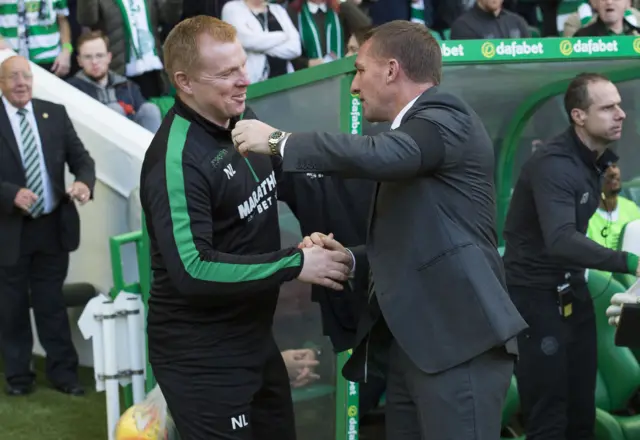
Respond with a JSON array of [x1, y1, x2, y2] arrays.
[[163, 15, 237, 87]]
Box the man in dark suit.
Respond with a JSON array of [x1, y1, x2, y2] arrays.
[[232, 20, 527, 439], [0, 55, 95, 396]]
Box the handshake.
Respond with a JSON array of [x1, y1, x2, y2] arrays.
[[295, 232, 354, 290]]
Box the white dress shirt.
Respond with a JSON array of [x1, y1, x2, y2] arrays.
[[307, 1, 328, 14], [2, 96, 56, 214], [390, 96, 420, 129]]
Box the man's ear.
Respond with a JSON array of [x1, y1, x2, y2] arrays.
[[571, 108, 586, 127], [174, 72, 193, 95], [386, 59, 400, 84]]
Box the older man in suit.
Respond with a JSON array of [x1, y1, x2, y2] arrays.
[[232, 20, 527, 439], [0, 55, 95, 396]]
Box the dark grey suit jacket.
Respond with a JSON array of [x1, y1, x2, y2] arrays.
[[282, 87, 527, 378], [0, 99, 95, 266]]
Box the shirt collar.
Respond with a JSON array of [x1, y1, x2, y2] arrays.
[[2, 96, 33, 117], [173, 95, 241, 139], [391, 96, 420, 130], [307, 1, 327, 14], [569, 127, 619, 174]]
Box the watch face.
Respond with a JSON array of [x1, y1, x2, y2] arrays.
[[269, 130, 283, 142]]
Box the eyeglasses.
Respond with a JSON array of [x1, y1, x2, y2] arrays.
[[79, 53, 108, 61]]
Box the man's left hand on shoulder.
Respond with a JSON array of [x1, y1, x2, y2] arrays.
[[232, 119, 278, 156], [67, 181, 91, 205]]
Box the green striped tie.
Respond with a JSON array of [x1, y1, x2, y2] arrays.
[[18, 108, 45, 217]]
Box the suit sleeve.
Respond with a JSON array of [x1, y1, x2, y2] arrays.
[[0, 181, 21, 214], [531, 154, 635, 274], [62, 105, 96, 194], [144, 149, 304, 299], [282, 119, 445, 180]]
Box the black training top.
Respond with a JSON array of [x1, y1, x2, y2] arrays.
[[503, 127, 637, 291], [140, 98, 303, 368]]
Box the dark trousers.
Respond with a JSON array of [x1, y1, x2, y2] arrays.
[[0, 209, 78, 387], [155, 339, 296, 440], [510, 284, 596, 440], [385, 338, 514, 439]]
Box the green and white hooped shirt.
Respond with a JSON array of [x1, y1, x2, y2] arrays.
[[0, 0, 69, 65]]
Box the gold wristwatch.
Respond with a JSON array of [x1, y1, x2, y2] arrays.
[[268, 130, 287, 156]]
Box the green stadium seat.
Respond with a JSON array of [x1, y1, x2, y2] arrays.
[[589, 269, 640, 439], [528, 26, 541, 38]]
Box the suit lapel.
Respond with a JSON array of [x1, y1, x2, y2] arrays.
[[32, 100, 56, 179], [0, 102, 23, 166]]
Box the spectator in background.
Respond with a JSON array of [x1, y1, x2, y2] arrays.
[[287, 0, 371, 70], [0, 55, 95, 397], [77, 0, 181, 99], [67, 31, 162, 132], [222, 0, 301, 83], [587, 163, 640, 250], [563, 0, 640, 37], [345, 25, 372, 57], [0, 0, 73, 78], [450, 0, 530, 39], [575, 0, 640, 36]]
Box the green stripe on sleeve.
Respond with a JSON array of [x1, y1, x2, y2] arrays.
[[166, 114, 301, 283]]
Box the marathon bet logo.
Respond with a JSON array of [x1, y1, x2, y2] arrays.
[[440, 42, 464, 57], [559, 38, 619, 56], [482, 41, 544, 58], [237, 171, 277, 219]]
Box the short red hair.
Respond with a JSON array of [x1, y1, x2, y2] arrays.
[[289, 0, 340, 13]]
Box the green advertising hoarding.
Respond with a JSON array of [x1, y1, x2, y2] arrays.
[[439, 36, 640, 63]]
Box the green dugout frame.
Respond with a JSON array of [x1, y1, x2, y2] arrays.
[[107, 35, 640, 438]]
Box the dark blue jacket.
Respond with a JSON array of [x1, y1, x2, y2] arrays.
[[67, 71, 146, 119]]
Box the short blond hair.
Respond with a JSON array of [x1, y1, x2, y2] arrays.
[[163, 15, 237, 87]]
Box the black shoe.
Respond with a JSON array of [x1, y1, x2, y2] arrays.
[[5, 383, 34, 396], [53, 383, 85, 396]]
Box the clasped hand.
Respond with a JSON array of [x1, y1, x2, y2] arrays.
[[296, 232, 353, 291]]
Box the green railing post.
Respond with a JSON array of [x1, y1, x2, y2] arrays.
[[140, 214, 156, 392], [108, 230, 144, 410]]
